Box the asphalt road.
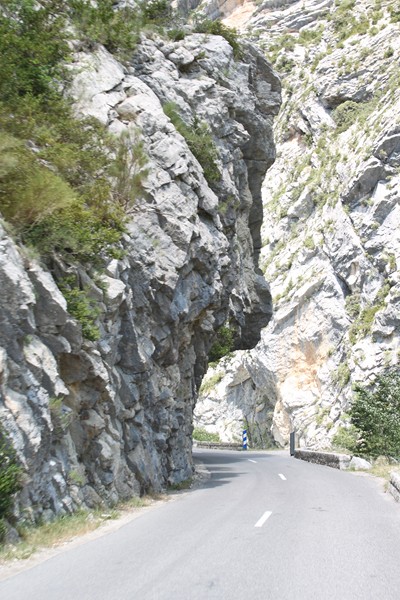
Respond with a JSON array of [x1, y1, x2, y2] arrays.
[[1, 449, 400, 600]]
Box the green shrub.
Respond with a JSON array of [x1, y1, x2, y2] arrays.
[[298, 26, 323, 45], [199, 372, 224, 395], [389, 5, 400, 23], [349, 303, 381, 343], [208, 326, 234, 362], [142, 0, 171, 23], [303, 236, 315, 250], [275, 55, 295, 73], [163, 102, 220, 184], [332, 363, 351, 387], [332, 424, 360, 452], [0, 425, 23, 543], [193, 428, 221, 443], [333, 101, 362, 132], [345, 293, 361, 319], [194, 18, 241, 58], [350, 369, 400, 458], [0, 133, 77, 227], [23, 201, 125, 267], [69, 0, 143, 59], [167, 29, 186, 42], [58, 278, 101, 341], [109, 130, 149, 214], [0, 0, 68, 104], [0, 1, 147, 269]]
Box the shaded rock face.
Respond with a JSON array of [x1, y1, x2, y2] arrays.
[[0, 33, 280, 520], [195, 0, 400, 449]]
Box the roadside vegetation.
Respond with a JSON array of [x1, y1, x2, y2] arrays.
[[333, 369, 400, 459], [192, 428, 221, 443], [0, 496, 150, 562]]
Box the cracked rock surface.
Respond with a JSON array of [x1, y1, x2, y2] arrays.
[[0, 32, 280, 521], [195, 0, 400, 449]]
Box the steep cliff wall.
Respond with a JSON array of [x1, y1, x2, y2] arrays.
[[195, 0, 400, 449], [0, 31, 280, 522]]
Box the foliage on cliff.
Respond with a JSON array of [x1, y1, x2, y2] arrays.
[[0, 0, 159, 344], [0, 426, 22, 542], [194, 18, 241, 58], [163, 101, 220, 184], [0, 0, 156, 269], [350, 370, 400, 458]]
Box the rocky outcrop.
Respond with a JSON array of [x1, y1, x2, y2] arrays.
[[195, 0, 400, 449], [0, 32, 280, 521]]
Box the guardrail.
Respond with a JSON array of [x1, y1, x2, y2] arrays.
[[294, 448, 400, 504], [294, 449, 351, 470], [193, 441, 242, 450]]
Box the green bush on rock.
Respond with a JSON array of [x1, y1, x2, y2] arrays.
[[208, 326, 234, 362], [193, 18, 241, 58], [0, 426, 23, 543], [163, 102, 220, 184]]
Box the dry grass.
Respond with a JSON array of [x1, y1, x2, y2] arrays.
[[0, 496, 150, 564], [367, 462, 400, 482]]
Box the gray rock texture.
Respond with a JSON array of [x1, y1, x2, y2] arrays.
[[0, 31, 280, 521], [389, 471, 400, 503], [195, 0, 400, 450]]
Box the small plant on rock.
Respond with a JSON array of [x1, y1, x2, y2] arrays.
[[0, 425, 23, 543], [58, 277, 101, 341], [193, 18, 241, 58], [208, 326, 234, 362], [163, 102, 220, 184]]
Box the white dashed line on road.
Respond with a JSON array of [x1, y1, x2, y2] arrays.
[[278, 473, 287, 480], [255, 511, 272, 528], [248, 459, 257, 463]]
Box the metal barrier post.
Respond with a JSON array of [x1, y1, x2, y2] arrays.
[[290, 431, 295, 456]]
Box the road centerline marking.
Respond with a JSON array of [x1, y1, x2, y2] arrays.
[[278, 473, 287, 480], [248, 459, 257, 463], [255, 511, 272, 528]]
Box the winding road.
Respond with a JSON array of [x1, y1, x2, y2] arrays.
[[1, 449, 400, 599]]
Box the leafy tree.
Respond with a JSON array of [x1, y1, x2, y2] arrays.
[[350, 369, 400, 458]]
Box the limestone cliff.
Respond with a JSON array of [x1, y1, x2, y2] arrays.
[[195, 0, 400, 449], [0, 31, 280, 521]]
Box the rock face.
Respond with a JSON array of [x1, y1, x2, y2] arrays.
[[194, 351, 277, 446], [0, 32, 280, 521], [195, 0, 400, 449]]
